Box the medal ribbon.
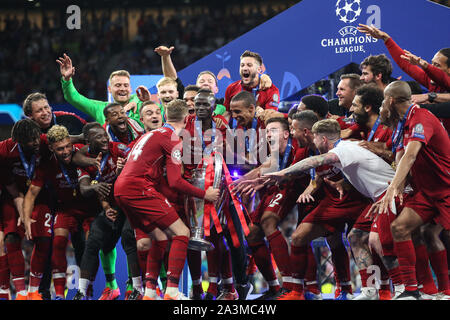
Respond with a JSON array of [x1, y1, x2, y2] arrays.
[[232, 117, 258, 153], [279, 138, 292, 171], [17, 144, 36, 181], [59, 162, 77, 194], [163, 123, 176, 132], [308, 149, 318, 180], [107, 124, 132, 144], [94, 153, 110, 182], [195, 118, 216, 153], [367, 116, 381, 142], [391, 104, 414, 155]]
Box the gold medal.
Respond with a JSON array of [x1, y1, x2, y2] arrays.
[[26, 179, 31, 187], [91, 180, 98, 185], [391, 161, 397, 171], [73, 189, 77, 197], [311, 179, 317, 189]]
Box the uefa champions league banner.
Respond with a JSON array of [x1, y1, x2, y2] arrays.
[[177, 0, 450, 101]]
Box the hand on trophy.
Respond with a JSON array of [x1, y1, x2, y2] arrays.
[[232, 177, 267, 197], [204, 186, 220, 202]]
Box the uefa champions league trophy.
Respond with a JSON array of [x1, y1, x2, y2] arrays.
[[187, 152, 227, 251]]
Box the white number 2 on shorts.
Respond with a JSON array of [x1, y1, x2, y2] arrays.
[[268, 193, 283, 208]]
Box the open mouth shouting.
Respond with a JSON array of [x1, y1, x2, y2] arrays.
[[116, 118, 127, 132], [240, 70, 254, 85]]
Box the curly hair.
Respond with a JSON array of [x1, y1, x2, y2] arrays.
[[11, 118, 42, 144], [360, 54, 393, 84], [47, 125, 69, 144]]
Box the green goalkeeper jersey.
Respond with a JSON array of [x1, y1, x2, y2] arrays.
[[61, 77, 164, 127]]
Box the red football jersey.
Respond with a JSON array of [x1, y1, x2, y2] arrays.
[[0, 135, 51, 195], [32, 145, 99, 212], [336, 115, 356, 130], [224, 80, 280, 111], [182, 114, 228, 179], [285, 143, 311, 190], [114, 126, 205, 199], [227, 116, 267, 168], [402, 105, 450, 199], [347, 122, 393, 143], [77, 141, 130, 205]]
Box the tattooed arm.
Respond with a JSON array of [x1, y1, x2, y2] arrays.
[[263, 152, 341, 184]]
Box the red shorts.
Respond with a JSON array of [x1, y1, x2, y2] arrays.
[[1, 198, 24, 237], [297, 189, 325, 224], [133, 202, 185, 241], [134, 227, 149, 242], [30, 203, 53, 238], [368, 193, 405, 256], [53, 208, 95, 234], [302, 193, 371, 233], [404, 190, 450, 230], [353, 204, 374, 233], [115, 187, 180, 234], [251, 186, 301, 224]]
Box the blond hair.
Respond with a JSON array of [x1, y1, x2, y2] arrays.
[[109, 70, 130, 82], [165, 99, 188, 122], [156, 77, 177, 90], [311, 119, 341, 139], [47, 125, 70, 144], [196, 71, 218, 86]]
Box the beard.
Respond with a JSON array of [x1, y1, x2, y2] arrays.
[[354, 110, 369, 126], [240, 72, 258, 87]]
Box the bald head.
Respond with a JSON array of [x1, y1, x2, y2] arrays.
[[384, 81, 411, 103]]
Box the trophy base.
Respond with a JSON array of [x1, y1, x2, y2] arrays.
[[188, 238, 215, 251]]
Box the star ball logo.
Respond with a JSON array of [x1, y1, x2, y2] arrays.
[[320, 0, 381, 54], [336, 0, 362, 24]]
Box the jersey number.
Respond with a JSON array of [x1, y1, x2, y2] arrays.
[[129, 133, 153, 161], [44, 213, 52, 228], [268, 193, 283, 208]]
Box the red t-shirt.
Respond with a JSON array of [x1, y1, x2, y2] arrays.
[[0, 135, 51, 195], [336, 115, 356, 130], [347, 122, 393, 143], [77, 141, 130, 205], [114, 126, 205, 199], [182, 114, 228, 179], [385, 38, 448, 93], [224, 80, 280, 111], [227, 116, 267, 168], [32, 145, 99, 212], [103, 118, 144, 145], [402, 105, 450, 199], [288, 143, 312, 190]]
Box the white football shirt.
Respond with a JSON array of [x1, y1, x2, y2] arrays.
[[329, 140, 395, 201]]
